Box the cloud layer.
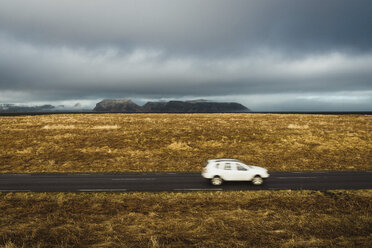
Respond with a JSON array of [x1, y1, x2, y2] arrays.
[[0, 0, 371, 110]]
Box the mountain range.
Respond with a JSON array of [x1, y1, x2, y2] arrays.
[[93, 99, 250, 113]]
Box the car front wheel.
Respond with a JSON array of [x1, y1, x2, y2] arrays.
[[252, 176, 263, 185], [211, 176, 223, 186]]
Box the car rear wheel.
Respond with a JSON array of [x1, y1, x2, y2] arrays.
[[252, 176, 263, 185], [211, 176, 223, 186]]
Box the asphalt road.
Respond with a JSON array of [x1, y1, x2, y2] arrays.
[[0, 171, 371, 192]]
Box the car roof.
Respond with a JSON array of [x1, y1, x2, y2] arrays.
[[208, 158, 243, 163]]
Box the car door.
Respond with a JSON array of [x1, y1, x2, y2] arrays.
[[222, 162, 234, 180], [235, 163, 254, 181], [226, 163, 244, 181], [229, 163, 250, 181]]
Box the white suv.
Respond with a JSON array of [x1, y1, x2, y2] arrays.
[[202, 159, 269, 186]]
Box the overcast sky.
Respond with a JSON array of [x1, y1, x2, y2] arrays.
[[0, 0, 371, 111]]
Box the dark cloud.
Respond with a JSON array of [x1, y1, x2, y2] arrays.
[[0, 0, 371, 111], [1, 0, 372, 55]]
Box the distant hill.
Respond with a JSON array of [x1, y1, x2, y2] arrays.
[[93, 99, 142, 112], [93, 99, 250, 113]]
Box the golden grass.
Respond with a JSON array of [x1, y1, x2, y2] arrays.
[[92, 125, 119, 130], [42, 124, 76, 129], [0, 114, 371, 172], [0, 190, 371, 247]]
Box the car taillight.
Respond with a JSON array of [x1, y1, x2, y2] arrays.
[[203, 168, 207, 173]]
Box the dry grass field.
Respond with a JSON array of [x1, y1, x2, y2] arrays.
[[0, 114, 371, 172], [0, 190, 371, 247]]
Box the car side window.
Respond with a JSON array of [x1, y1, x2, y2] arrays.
[[224, 163, 231, 170], [236, 163, 248, 171], [215, 163, 220, 169]]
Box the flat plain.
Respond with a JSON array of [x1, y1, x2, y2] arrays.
[[1, 190, 371, 248], [0, 114, 371, 247], [0, 113, 371, 172]]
